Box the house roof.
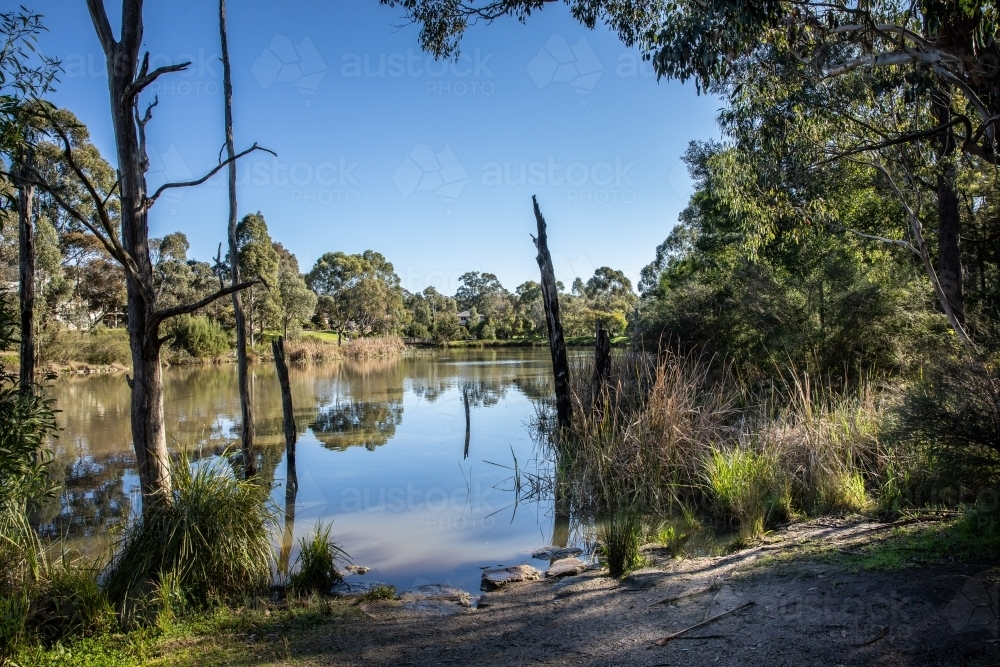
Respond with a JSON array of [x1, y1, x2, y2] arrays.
[[457, 310, 471, 318]]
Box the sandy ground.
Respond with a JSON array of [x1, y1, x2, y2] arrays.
[[240, 518, 1000, 666]]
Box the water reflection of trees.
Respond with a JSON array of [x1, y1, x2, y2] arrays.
[[41, 349, 557, 540]]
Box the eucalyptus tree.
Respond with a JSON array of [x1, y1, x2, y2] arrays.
[[383, 0, 1000, 348], [12, 1, 270, 507]]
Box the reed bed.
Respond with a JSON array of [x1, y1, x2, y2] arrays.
[[552, 349, 902, 542], [285, 336, 406, 363]]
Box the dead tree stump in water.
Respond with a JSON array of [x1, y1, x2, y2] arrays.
[[531, 196, 571, 431], [271, 336, 297, 482], [592, 320, 611, 406]]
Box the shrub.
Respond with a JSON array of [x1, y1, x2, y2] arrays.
[[704, 447, 787, 538], [480, 323, 496, 341], [25, 566, 114, 645], [359, 584, 396, 601], [598, 505, 645, 577], [289, 522, 348, 594], [168, 316, 231, 359], [39, 328, 131, 367], [408, 323, 430, 338], [103, 451, 275, 613]]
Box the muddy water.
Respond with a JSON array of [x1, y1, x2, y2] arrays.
[[40, 348, 572, 593]]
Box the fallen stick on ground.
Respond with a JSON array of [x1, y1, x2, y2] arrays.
[[648, 586, 713, 607], [651, 601, 755, 646], [856, 625, 889, 646]]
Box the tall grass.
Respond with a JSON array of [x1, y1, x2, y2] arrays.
[[552, 348, 903, 540], [286, 336, 406, 363], [103, 451, 275, 613], [288, 522, 348, 594]]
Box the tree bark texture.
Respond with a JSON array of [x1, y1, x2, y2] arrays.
[[592, 319, 611, 404], [531, 196, 571, 431], [220, 0, 255, 476], [17, 156, 36, 394], [88, 0, 172, 505], [932, 87, 964, 323]]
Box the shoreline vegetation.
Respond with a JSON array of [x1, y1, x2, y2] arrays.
[[23, 331, 628, 376]]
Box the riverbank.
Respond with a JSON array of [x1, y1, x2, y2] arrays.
[[16, 515, 999, 666], [29, 331, 409, 376]]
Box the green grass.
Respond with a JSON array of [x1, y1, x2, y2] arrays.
[[289, 522, 348, 594], [302, 331, 343, 344], [14, 597, 363, 667], [598, 506, 646, 577], [704, 447, 790, 539], [358, 584, 396, 602]]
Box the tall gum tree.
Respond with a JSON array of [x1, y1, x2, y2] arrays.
[[14, 0, 270, 507]]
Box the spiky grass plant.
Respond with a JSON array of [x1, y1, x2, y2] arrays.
[[598, 504, 645, 577], [704, 446, 788, 538], [103, 451, 275, 613], [289, 522, 348, 595]]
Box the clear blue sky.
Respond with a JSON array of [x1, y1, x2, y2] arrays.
[[31, 0, 721, 294]]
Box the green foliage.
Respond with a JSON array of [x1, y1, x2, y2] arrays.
[[39, 328, 131, 367], [479, 323, 496, 341], [704, 447, 789, 538], [358, 584, 396, 601], [25, 567, 115, 646], [168, 316, 230, 359], [236, 213, 282, 340], [288, 522, 347, 595], [103, 451, 275, 612], [598, 505, 645, 578], [307, 250, 405, 336]]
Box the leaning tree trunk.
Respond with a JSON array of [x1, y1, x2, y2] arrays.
[[531, 196, 571, 431], [933, 86, 964, 323], [17, 155, 36, 395], [220, 0, 255, 477]]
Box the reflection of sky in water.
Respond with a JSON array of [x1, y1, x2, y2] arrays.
[[43, 350, 564, 592]]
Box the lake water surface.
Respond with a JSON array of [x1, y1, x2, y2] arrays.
[[41, 348, 575, 594]]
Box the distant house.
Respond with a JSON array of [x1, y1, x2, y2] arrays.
[[457, 310, 471, 326]]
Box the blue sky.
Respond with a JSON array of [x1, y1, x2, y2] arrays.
[[31, 0, 721, 294]]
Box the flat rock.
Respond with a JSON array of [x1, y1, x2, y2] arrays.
[[344, 565, 370, 575], [481, 564, 542, 591], [545, 557, 588, 578], [531, 546, 584, 560], [399, 584, 476, 608], [329, 579, 393, 598]]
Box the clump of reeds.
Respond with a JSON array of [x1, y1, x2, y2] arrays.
[[703, 446, 789, 538], [103, 450, 275, 613], [289, 522, 348, 595], [559, 348, 738, 511], [597, 504, 645, 577], [552, 347, 903, 541], [343, 336, 406, 359]]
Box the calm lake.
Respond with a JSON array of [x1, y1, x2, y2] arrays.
[[40, 348, 575, 594]]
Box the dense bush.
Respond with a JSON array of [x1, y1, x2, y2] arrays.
[[168, 315, 231, 359]]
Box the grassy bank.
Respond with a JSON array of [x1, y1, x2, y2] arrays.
[[419, 335, 630, 348], [34, 329, 407, 373]]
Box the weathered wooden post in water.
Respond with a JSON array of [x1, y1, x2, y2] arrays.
[[463, 384, 471, 459], [272, 336, 298, 575], [592, 320, 611, 404], [531, 196, 571, 431]]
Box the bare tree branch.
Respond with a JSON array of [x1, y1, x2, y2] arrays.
[[124, 52, 190, 102], [86, 0, 115, 54], [816, 116, 972, 165], [146, 142, 276, 206], [153, 279, 260, 325]]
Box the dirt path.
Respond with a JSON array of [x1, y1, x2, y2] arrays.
[[214, 518, 1000, 666]]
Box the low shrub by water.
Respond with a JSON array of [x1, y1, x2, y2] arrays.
[[598, 505, 645, 577], [103, 452, 275, 613], [289, 522, 348, 594]]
